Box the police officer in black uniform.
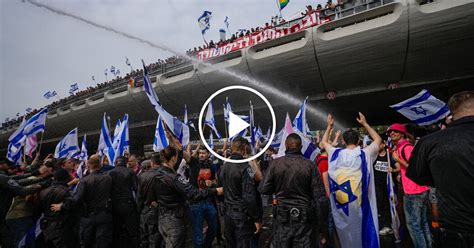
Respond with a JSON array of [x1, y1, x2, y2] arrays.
[[148, 146, 223, 248], [218, 137, 261, 248], [108, 156, 140, 248], [51, 154, 113, 248], [261, 133, 329, 248], [37, 168, 78, 248], [0, 159, 51, 248], [138, 153, 164, 248]]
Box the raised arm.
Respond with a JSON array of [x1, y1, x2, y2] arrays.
[[356, 112, 381, 146], [321, 114, 335, 152]]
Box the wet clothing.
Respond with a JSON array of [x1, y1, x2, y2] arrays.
[[408, 116, 474, 234], [37, 182, 77, 248], [108, 166, 140, 248], [61, 170, 113, 248], [138, 167, 163, 248], [218, 153, 260, 247], [261, 149, 328, 247]]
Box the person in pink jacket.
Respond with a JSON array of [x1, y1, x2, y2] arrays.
[[388, 123, 431, 248]]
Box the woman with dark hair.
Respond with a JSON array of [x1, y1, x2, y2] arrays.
[[148, 146, 223, 248]]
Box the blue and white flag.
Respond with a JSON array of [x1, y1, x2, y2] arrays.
[[255, 126, 264, 141], [387, 151, 401, 243], [112, 114, 129, 165], [18, 215, 43, 248], [264, 126, 271, 143], [328, 146, 379, 248], [293, 96, 309, 135], [224, 98, 249, 140], [25, 108, 32, 113], [92, 76, 95, 81], [51, 91, 57, 97], [153, 115, 169, 152], [104, 69, 108, 76], [70, 83, 79, 92], [142, 60, 183, 137], [43, 91, 53, 99], [198, 11, 212, 35], [7, 142, 23, 165], [54, 128, 80, 159], [219, 28, 226, 41], [98, 113, 115, 164], [76, 135, 88, 179], [23, 108, 47, 137], [390, 89, 450, 125], [276, 114, 319, 161], [115, 69, 120, 76], [271, 127, 284, 148], [110, 66, 116, 75], [180, 105, 190, 148], [205, 101, 222, 139], [209, 131, 214, 150]]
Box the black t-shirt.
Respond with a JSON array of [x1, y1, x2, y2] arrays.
[[372, 153, 395, 189]]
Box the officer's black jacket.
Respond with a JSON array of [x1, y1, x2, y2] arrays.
[[148, 166, 216, 209], [137, 167, 161, 209], [38, 182, 71, 219], [62, 170, 112, 213], [218, 153, 260, 221], [260, 149, 328, 228], [0, 170, 42, 219], [108, 166, 138, 203]]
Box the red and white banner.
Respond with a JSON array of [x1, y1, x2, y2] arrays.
[[197, 12, 328, 61]]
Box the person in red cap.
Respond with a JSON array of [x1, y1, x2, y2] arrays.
[[387, 123, 431, 248]]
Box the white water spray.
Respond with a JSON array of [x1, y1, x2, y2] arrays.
[[25, 0, 330, 125]]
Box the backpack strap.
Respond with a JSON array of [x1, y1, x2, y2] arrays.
[[399, 143, 413, 162]]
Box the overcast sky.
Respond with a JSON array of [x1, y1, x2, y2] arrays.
[[0, 0, 327, 122]]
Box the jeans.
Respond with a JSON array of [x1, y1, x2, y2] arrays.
[[159, 212, 185, 248], [189, 200, 218, 248], [404, 191, 432, 248]]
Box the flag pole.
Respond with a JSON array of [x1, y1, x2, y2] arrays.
[[275, 0, 283, 18], [37, 131, 45, 155]]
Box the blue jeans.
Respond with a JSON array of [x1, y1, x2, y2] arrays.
[[404, 191, 432, 248], [189, 200, 218, 248]]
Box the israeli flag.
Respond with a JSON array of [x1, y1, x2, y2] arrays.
[[51, 91, 57, 97], [249, 101, 256, 153], [387, 152, 401, 242], [198, 10, 212, 35], [76, 135, 88, 179], [390, 89, 450, 125], [142, 60, 183, 137], [104, 69, 108, 76], [54, 128, 80, 159], [98, 113, 115, 164], [205, 101, 222, 139], [7, 142, 23, 165], [271, 127, 284, 148], [23, 108, 47, 136], [8, 118, 27, 146], [153, 115, 169, 152], [224, 98, 249, 140], [112, 114, 129, 165], [43, 91, 53, 99], [24, 135, 38, 158], [255, 126, 264, 140], [276, 113, 319, 161], [293, 97, 309, 135], [110, 66, 116, 75], [180, 105, 190, 148], [328, 146, 379, 248], [264, 126, 271, 143], [25, 108, 32, 113], [115, 69, 120, 76], [18, 215, 43, 248], [70, 83, 79, 92]]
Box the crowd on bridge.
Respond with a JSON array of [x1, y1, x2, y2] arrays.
[[1, 90, 473, 248]]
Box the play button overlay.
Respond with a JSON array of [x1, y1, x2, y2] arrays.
[[198, 85, 276, 164], [227, 111, 250, 138]]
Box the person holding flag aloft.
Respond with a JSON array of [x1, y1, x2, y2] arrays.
[[321, 113, 382, 248]]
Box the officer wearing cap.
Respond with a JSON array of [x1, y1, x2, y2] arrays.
[[51, 154, 113, 247], [0, 159, 51, 248], [108, 156, 140, 248], [37, 168, 77, 248], [137, 153, 163, 248], [261, 133, 329, 247], [218, 137, 261, 247]]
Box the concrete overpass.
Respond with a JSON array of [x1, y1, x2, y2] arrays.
[[1, 0, 474, 155]]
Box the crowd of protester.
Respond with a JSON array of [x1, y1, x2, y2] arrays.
[[0, 90, 472, 248]]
